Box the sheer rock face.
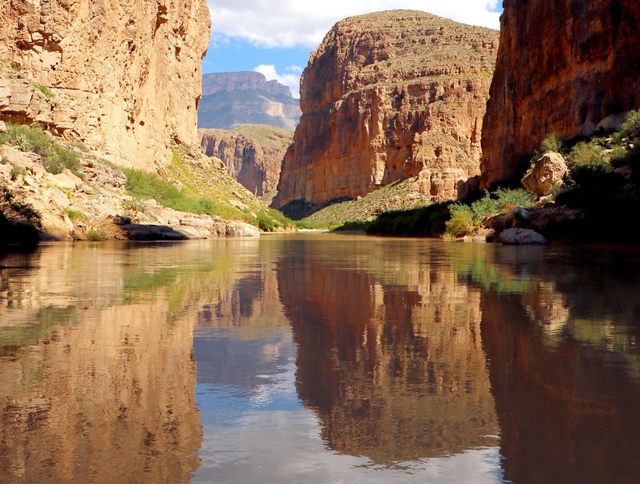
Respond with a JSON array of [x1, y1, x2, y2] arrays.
[[272, 10, 498, 216], [481, 0, 640, 187], [199, 127, 293, 196], [0, 0, 211, 169]]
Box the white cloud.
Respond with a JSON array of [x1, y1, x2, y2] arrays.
[[254, 64, 303, 98], [207, 1, 501, 49]]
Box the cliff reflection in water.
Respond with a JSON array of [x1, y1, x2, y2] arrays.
[[277, 238, 499, 464], [461, 245, 640, 484], [0, 241, 258, 484]]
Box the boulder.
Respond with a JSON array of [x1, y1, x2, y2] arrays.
[[596, 113, 627, 134], [0, 120, 6, 133], [499, 228, 548, 245], [521, 153, 568, 196], [226, 221, 260, 238]]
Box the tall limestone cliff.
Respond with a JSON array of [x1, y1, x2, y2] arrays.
[[272, 10, 498, 218], [199, 125, 293, 196], [481, 0, 640, 187], [0, 0, 211, 169]]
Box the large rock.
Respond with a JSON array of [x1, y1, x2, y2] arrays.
[[499, 228, 548, 245], [521, 152, 568, 196], [0, 0, 210, 169], [272, 10, 499, 217], [199, 126, 293, 196], [481, 0, 640, 187]]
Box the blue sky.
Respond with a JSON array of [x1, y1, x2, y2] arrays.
[[203, 1, 503, 98]]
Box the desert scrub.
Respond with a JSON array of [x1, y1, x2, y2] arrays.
[[444, 204, 475, 237], [470, 188, 536, 219], [614, 109, 640, 141], [568, 141, 607, 167], [27, 79, 54, 98], [86, 229, 103, 241], [0, 123, 83, 178], [123, 167, 222, 216], [0, 186, 41, 229], [540, 133, 561, 154], [64, 208, 84, 221]]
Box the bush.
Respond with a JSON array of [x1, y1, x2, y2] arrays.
[[568, 141, 606, 167], [0, 123, 83, 178], [64, 208, 84, 221], [86, 229, 103, 241], [540, 134, 561, 153], [256, 213, 278, 232], [470, 188, 536, 220], [445, 204, 475, 237], [620, 110, 640, 139]]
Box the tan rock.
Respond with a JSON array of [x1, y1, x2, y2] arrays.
[[0, 0, 211, 169], [0, 120, 6, 132], [480, 0, 640, 187], [521, 153, 568, 196], [226, 221, 260, 238], [499, 228, 548, 245], [199, 127, 293, 196], [62, 168, 83, 188], [272, 11, 498, 216], [48, 173, 77, 191]]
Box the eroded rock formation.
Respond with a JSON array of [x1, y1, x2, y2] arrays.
[[0, 0, 211, 169], [481, 0, 640, 187], [272, 10, 498, 218], [199, 125, 293, 196], [199, 72, 301, 130]]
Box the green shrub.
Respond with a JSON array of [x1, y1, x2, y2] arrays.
[[1, 123, 83, 178], [27, 79, 54, 98], [64, 208, 84, 221], [122, 167, 221, 216], [568, 141, 606, 167], [620, 110, 640, 138], [470, 188, 536, 220], [10, 166, 26, 181], [86, 229, 103, 241], [445, 204, 475, 237], [540, 134, 561, 153], [256, 213, 278, 232]]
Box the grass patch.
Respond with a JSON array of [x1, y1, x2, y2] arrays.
[[0, 123, 83, 178], [27, 78, 54, 98], [64, 208, 84, 221], [86, 229, 103, 241]]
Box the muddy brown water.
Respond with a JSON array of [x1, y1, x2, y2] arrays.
[[1, 235, 639, 483]]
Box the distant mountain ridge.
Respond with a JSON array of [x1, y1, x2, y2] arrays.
[[198, 72, 301, 130]]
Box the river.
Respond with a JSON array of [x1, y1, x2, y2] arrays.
[[1, 235, 639, 483]]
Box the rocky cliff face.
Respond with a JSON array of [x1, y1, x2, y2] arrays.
[[199, 125, 292, 196], [0, 0, 210, 169], [198, 72, 301, 130], [272, 10, 498, 217], [481, 0, 640, 187]]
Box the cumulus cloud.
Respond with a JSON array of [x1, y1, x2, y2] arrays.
[[254, 64, 303, 98], [208, 1, 501, 48]]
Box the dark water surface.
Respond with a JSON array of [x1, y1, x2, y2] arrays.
[[1, 235, 640, 483]]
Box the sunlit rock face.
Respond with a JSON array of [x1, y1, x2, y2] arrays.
[[272, 10, 498, 217], [0, 0, 211, 169], [0, 247, 202, 483], [481, 0, 640, 186], [276, 241, 498, 463], [199, 127, 293, 196]]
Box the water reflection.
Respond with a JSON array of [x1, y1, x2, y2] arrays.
[[2, 237, 640, 483], [276, 238, 499, 466]]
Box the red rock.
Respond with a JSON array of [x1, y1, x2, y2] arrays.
[[272, 10, 499, 217], [481, 0, 640, 187]]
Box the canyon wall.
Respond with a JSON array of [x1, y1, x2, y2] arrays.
[[0, 0, 211, 169], [481, 0, 640, 186], [199, 72, 301, 130], [199, 125, 293, 196], [272, 10, 498, 218]]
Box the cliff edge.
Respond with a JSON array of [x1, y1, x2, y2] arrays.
[[481, 0, 640, 187], [272, 10, 498, 218], [0, 0, 211, 170]]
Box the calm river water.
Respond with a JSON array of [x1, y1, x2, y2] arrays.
[[1, 235, 640, 483]]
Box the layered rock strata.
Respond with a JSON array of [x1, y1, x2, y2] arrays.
[[272, 10, 498, 218], [199, 126, 293, 196], [199, 72, 301, 130], [481, 0, 640, 187], [0, 0, 211, 169]]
